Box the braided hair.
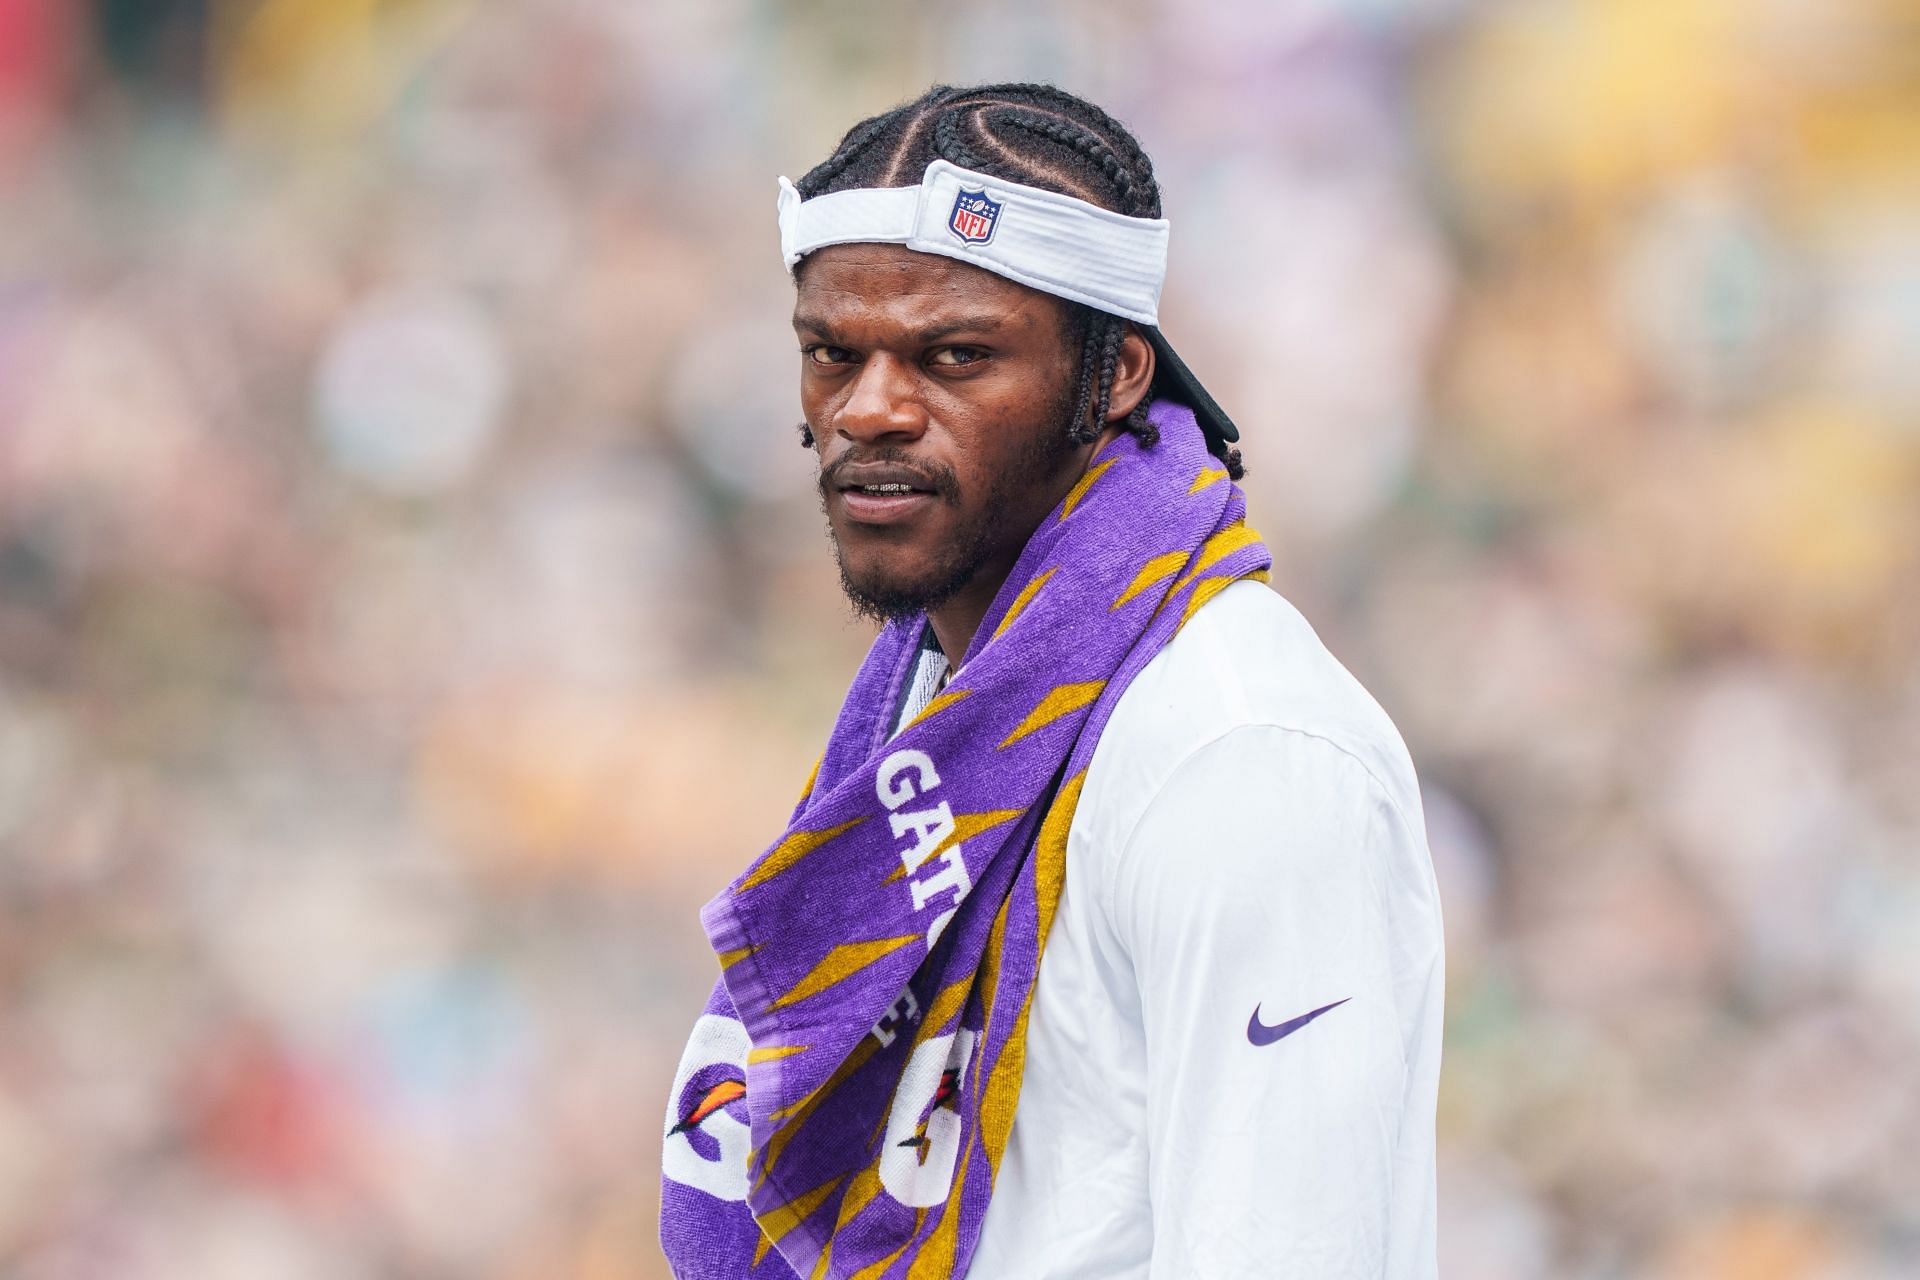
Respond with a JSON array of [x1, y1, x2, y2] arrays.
[[791, 83, 1245, 480]]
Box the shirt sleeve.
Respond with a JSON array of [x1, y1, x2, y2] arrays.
[[1104, 725, 1443, 1280]]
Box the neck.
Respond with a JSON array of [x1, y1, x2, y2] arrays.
[[923, 576, 1004, 670], [922, 423, 1124, 665]]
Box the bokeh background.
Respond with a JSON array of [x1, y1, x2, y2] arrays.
[[2, 0, 1917, 1276]]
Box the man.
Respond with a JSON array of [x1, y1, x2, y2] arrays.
[[660, 84, 1443, 1279]]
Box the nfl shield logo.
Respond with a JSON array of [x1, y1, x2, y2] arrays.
[[948, 189, 1002, 245]]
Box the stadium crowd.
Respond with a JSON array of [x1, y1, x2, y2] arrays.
[[0, 1, 1915, 1276]]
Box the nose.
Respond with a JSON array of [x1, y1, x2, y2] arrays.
[[833, 355, 927, 445]]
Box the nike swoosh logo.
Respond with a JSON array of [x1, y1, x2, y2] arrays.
[[1247, 997, 1351, 1047]]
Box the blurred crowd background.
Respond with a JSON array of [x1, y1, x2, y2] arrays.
[[1, 0, 1916, 1276]]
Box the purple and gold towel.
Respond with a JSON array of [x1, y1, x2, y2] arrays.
[[661, 401, 1271, 1278]]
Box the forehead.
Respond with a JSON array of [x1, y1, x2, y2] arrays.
[[792, 242, 1063, 334]]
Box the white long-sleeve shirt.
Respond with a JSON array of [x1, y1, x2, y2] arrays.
[[896, 579, 1444, 1278]]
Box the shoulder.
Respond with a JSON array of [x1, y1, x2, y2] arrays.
[[1070, 579, 1441, 965], [1078, 578, 1423, 845]]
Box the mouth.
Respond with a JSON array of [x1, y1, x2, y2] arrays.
[[827, 462, 945, 526], [838, 485, 937, 524]]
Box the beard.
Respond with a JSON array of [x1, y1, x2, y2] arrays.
[[817, 390, 1080, 627]]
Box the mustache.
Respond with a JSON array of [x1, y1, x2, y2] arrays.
[[816, 448, 962, 504]]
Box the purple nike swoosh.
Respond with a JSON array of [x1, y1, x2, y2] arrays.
[[1247, 997, 1351, 1047]]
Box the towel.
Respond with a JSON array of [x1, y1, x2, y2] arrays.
[[662, 400, 1272, 1278]]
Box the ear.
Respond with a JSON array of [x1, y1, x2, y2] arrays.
[[1104, 325, 1156, 422]]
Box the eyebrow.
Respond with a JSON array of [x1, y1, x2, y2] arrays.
[[791, 312, 1013, 345]]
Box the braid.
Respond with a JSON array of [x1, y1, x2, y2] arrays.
[[1124, 395, 1160, 448], [795, 82, 1241, 474], [931, 106, 990, 174], [994, 109, 1145, 216], [987, 83, 1159, 190], [1065, 308, 1100, 446], [1093, 317, 1125, 434], [795, 110, 900, 198], [880, 84, 964, 184]]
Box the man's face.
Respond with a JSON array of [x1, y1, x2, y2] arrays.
[[792, 243, 1089, 625]]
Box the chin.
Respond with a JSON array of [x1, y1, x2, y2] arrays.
[[833, 542, 980, 626]]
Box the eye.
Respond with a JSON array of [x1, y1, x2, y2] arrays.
[[926, 346, 987, 368], [803, 344, 855, 367]]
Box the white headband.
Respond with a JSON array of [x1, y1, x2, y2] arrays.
[[776, 159, 1169, 326]]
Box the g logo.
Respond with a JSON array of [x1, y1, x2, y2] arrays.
[[878, 1027, 976, 1207], [662, 1014, 751, 1201]]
